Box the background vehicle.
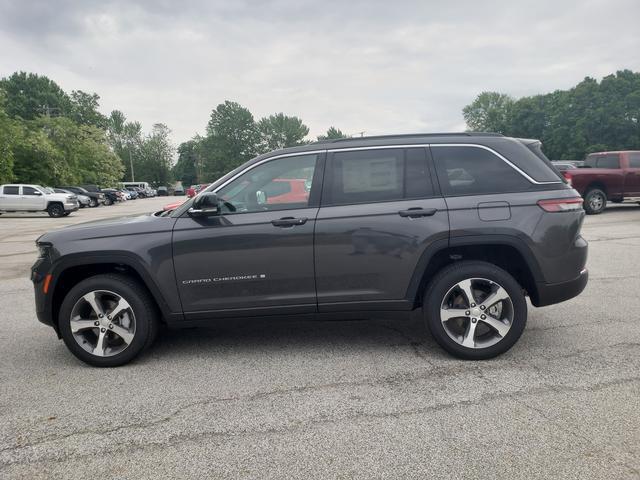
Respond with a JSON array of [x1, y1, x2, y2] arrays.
[[102, 188, 125, 203], [563, 150, 640, 214], [33, 133, 587, 367], [58, 186, 104, 207], [1, 184, 79, 217], [552, 161, 578, 171], [120, 182, 151, 191], [173, 185, 185, 196], [157, 186, 168, 196], [53, 188, 90, 208], [124, 187, 140, 199]]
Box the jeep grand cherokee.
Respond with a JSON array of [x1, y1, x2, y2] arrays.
[[32, 133, 588, 367]]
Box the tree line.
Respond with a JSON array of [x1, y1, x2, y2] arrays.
[[172, 103, 346, 186], [4, 69, 636, 188], [463, 70, 640, 160], [0, 72, 174, 187], [0, 71, 348, 188]]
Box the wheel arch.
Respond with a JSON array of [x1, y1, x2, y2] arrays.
[[407, 235, 543, 308], [48, 255, 180, 333]]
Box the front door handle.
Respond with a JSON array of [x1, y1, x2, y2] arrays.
[[398, 208, 437, 218], [271, 217, 308, 227]]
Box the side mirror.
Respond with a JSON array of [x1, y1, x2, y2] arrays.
[[34, 191, 43, 196], [188, 192, 220, 217]]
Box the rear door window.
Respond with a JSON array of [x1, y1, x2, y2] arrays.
[[3, 186, 19, 195], [322, 147, 433, 206], [431, 145, 531, 196]]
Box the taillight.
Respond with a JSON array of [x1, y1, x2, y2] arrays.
[[537, 197, 583, 212], [563, 171, 572, 186]]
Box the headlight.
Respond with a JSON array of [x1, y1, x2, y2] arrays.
[[37, 243, 52, 259]]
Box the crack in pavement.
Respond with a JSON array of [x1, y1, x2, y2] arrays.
[[1, 375, 638, 470]]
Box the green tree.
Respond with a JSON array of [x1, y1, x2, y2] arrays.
[[136, 123, 174, 186], [0, 94, 17, 183], [70, 90, 107, 128], [201, 101, 260, 181], [317, 127, 348, 141], [257, 113, 309, 151], [0, 71, 72, 120], [462, 92, 514, 133], [173, 138, 202, 186]]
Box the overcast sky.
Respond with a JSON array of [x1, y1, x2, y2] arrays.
[[1, 0, 639, 145]]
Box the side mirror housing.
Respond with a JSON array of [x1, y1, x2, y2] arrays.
[[188, 192, 220, 217]]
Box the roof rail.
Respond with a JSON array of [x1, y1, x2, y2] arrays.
[[323, 132, 503, 143]]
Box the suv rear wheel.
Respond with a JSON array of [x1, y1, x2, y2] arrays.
[[423, 261, 527, 360], [58, 274, 159, 367]]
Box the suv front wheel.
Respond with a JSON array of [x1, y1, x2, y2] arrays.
[[423, 261, 527, 360], [58, 274, 159, 367]]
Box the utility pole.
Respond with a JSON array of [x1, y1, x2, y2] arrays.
[[129, 148, 135, 182]]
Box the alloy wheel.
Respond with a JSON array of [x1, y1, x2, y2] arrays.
[[69, 290, 136, 357], [439, 277, 514, 349]]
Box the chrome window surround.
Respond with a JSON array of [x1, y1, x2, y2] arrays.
[[211, 143, 561, 194]]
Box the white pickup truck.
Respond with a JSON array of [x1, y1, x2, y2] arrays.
[[0, 184, 79, 217]]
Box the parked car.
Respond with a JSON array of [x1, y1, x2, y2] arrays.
[[102, 188, 125, 203], [119, 189, 132, 200], [562, 150, 640, 214], [174, 185, 185, 196], [58, 186, 104, 207], [1, 184, 79, 217], [53, 188, 90, 208], [552, 161, 578, 171], [157, 186, 169, 196], [32, 132, 588, 367], [124, 187, 139, 199]]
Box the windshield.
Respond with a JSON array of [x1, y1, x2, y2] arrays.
[[43, 187, 54, 194]]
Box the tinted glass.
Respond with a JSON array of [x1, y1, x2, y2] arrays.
[[3, 186, 19, 195], [627, 153, 640, 168], [596, 154, 619, 169], [23, 186, 39, 195], [323, 148, 432, 205], [216, 154, 317, 213], [432, 146, 531, 196]]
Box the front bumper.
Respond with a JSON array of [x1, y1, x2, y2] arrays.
[[31, 255, 55, 330], [64, 201, 79, 212], [533, 268, 588, 307]]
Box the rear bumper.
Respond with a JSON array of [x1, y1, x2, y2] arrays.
[[533, 268, 588, 307]]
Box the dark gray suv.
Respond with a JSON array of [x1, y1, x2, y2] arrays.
[[32, 133, 588, 366]]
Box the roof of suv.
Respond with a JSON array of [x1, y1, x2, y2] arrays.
[[245, 132, 562, 185]]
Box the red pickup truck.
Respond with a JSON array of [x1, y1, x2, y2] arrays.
[[562, 151, 640, 214]]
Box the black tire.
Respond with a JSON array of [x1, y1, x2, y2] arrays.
[[89, 198, 99, 208], [58, 274, 160, 367], [583, 188, 607, 214], [104, 197, 113, 206], [47, 203, 65, 218], [63, 212, 71, 216], [423, 260, 527, 360]]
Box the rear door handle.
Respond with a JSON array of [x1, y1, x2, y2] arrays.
[[271, 217, 308, 227], [398, 208, 437, 218]]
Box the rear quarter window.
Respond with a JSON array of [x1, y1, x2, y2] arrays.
[[431, 146, 532, 196]]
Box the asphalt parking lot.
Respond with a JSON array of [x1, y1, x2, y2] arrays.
[[0, 198, 638, 479]]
